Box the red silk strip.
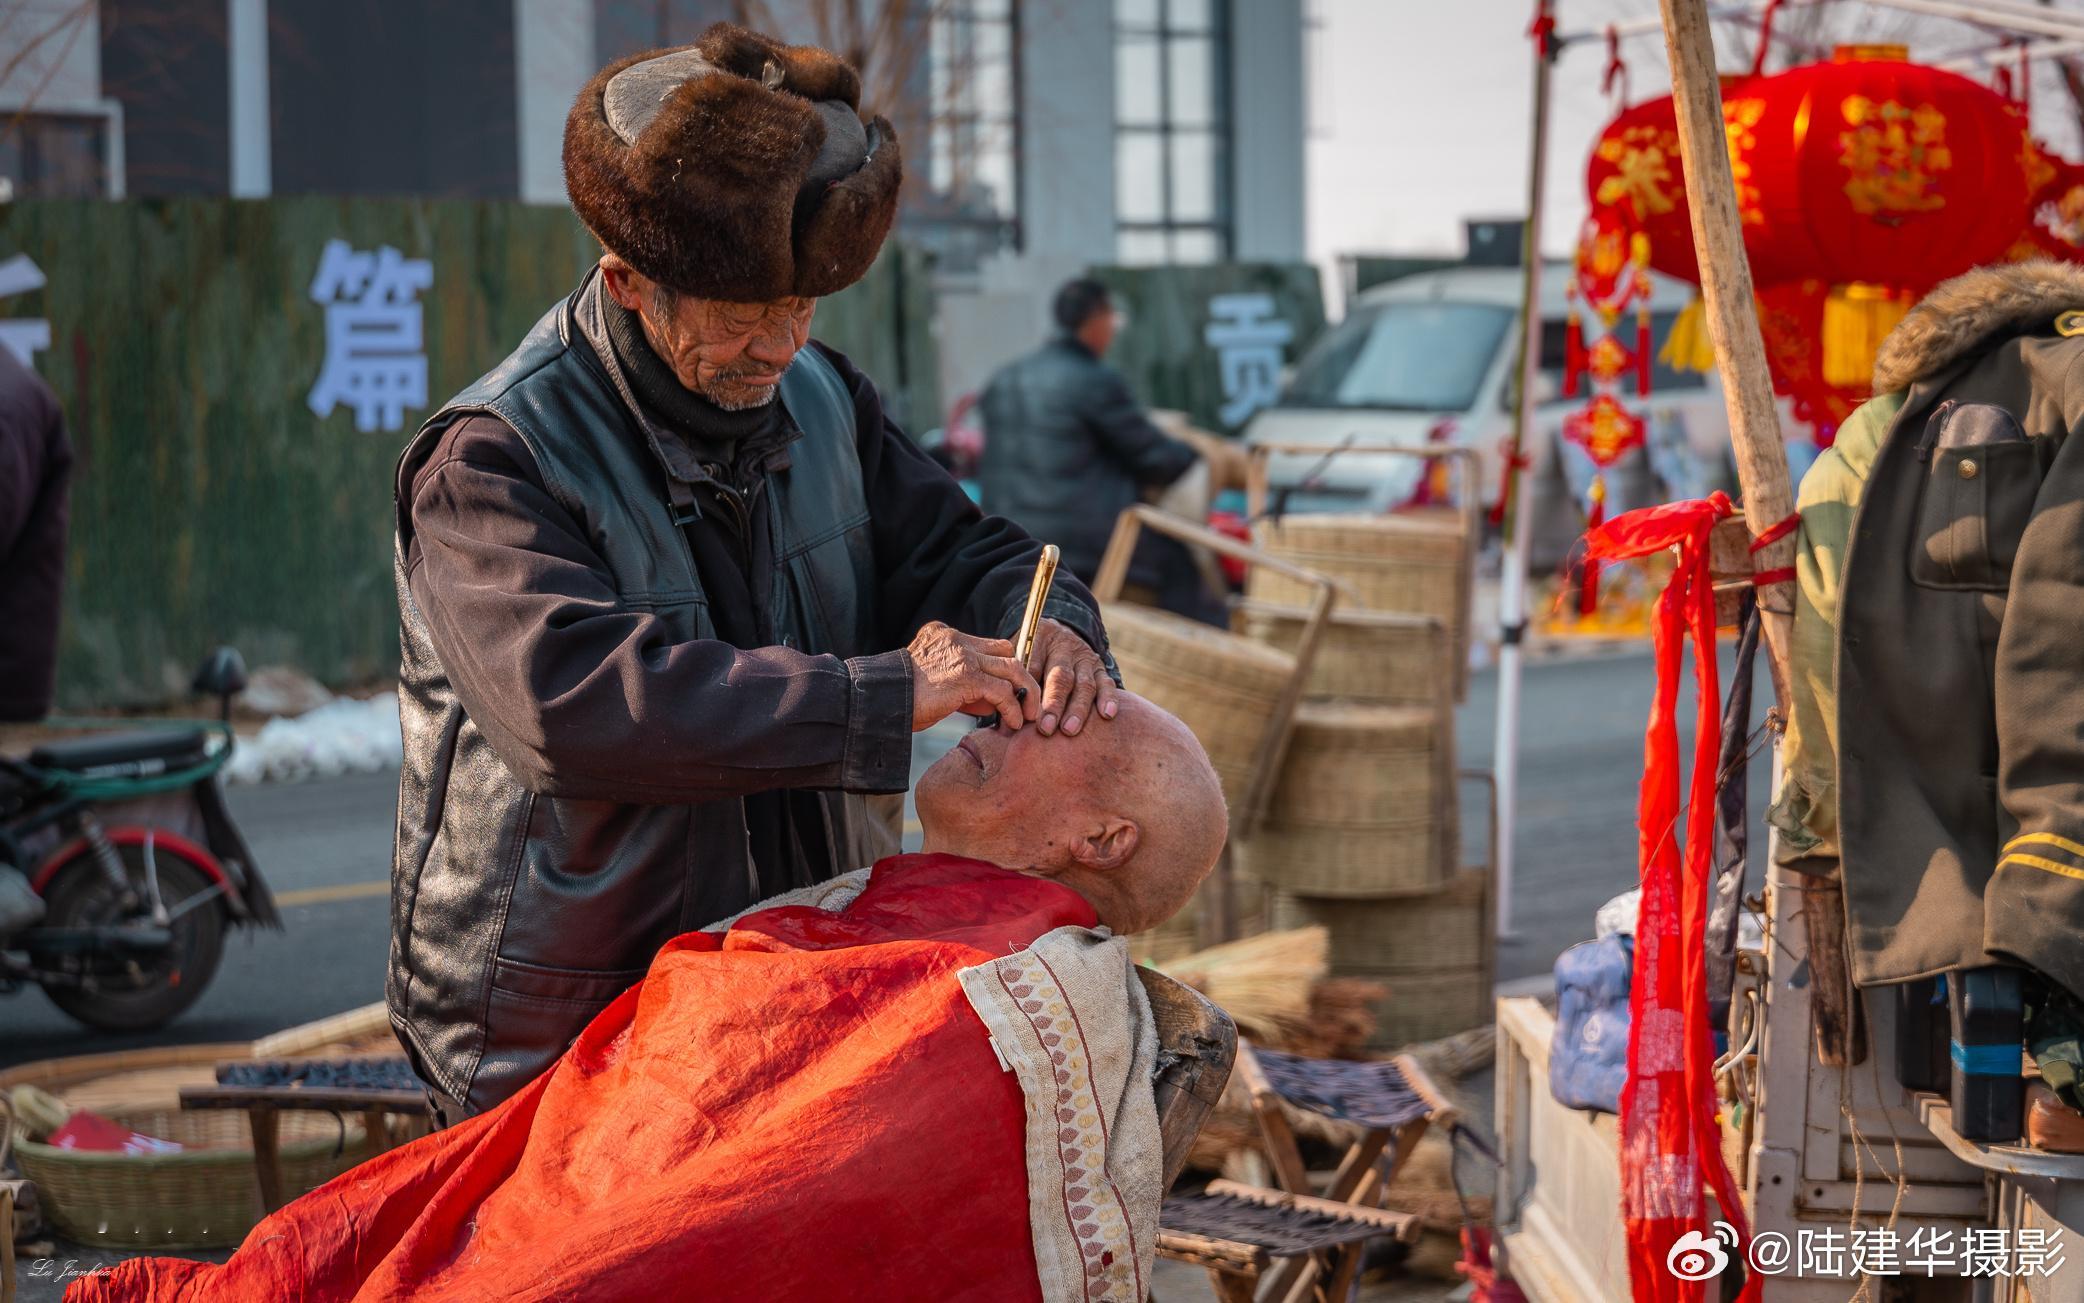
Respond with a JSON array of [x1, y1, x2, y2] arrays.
[[1584, 492, 1761, 1303], [1747, 512, 1801, 553], [1750, 567, 1796, 588]]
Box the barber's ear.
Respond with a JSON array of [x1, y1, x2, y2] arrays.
[[600, 255, 645, 312], [1071, 819, 1139, 873]]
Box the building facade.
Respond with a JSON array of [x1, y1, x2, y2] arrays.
[[3, 0, 1306, 410]]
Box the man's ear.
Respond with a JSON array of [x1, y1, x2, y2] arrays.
[[599, 255, 646, 312], [1071, 818, 1139, 873]]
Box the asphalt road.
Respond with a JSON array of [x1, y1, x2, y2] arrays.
[[1, 647, 1770, 1067]]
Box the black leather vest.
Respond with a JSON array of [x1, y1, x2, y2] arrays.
[[388, 278, 883, 1114]]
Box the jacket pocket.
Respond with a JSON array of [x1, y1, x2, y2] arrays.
[[471, 957, 649, 1108], [1909, 401, 2047, 592], [489, 955, 647, 1005]]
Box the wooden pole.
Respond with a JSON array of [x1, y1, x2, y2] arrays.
[[1657, 0, 1862, 1066]]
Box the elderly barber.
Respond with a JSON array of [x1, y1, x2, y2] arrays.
[[390, 24, 1117, 1122]]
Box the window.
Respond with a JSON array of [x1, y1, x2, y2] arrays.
[[1281, 303, 1516, 413], [0, 113, 108, 198], [920, 0, 1021, 268], [1115, 0, 1230, 264]]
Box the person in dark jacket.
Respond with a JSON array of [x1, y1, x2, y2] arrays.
[[0, 345, 70, 723], [0, 344, 69, 933], [391, 26, 1122, 1122], [977, 279, 1216, 618]]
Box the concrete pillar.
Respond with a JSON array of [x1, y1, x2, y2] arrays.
[[515, 0, 597, 205], [228, 0, 270, 197], [1227, 0, 1305, 262]]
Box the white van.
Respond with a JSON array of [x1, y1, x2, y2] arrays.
[[1243, 263, 1751, 570]]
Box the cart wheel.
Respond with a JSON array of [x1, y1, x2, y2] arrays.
[[37, 846, 226, 1032]]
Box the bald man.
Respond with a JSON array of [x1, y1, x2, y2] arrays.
[[85, 697, 1225, 1303], [916, 690, 1227, 935]]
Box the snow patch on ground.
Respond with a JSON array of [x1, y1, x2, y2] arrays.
[[224, 693, 403, 785]]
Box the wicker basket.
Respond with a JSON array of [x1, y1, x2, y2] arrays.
[[1264, 704, 1439, 828], [2, 1096, 375, 1248], [1235, 601, 1449, 708], [1346, 966, 1493, 1050], [1246, 513, 1470, 697], [1103, 602, 1297, 813], [1236, 819, 1440, 899], [1270, 870, 1487, 974]]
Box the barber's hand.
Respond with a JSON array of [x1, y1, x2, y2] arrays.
[[1028, 619, 1119, 737], [906, 622, 1042, 732]]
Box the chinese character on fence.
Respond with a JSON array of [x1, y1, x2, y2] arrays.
[[306, 239, 434, 433], [1204, 292, 1293, 428], [0, 252, 52, 367]]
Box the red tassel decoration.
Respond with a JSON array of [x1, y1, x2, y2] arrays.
[[1564, 306, 1585, 398], [1578, 475, 1607, 617]]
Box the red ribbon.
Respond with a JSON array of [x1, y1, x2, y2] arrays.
[[1527, 0, 1557, 60], [1584, 492, 1760, 1303], [1748, 511, 1800, 589]]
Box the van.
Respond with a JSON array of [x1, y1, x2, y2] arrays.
[[1243, 263, 1755, 571]]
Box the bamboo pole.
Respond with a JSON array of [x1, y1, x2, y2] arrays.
[[1657, 0, 1862, 1066]]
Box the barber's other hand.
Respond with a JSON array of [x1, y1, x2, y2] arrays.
[[906, 622, 1042, 732], [1028, 619, 1118, 737]]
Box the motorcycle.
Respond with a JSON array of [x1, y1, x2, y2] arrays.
[[0, 647, 281, 1032]]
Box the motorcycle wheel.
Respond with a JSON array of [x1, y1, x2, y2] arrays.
[[37, 846, 226, 1032]]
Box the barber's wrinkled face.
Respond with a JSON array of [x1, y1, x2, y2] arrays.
[[601, 256, 815, 410]]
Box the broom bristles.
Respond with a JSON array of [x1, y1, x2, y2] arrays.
[[1156, 927, 1328, 1044]]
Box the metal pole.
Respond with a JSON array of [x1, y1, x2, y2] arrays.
[[1493, 0, 1556, 941]]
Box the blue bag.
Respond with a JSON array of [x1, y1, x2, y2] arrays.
[[1549, 935, 1633, 1114]]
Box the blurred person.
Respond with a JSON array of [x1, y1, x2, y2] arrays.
[[390, 25, 1125, 1124], [0, 346, 70, 934], [978, 279, 1238, 622]]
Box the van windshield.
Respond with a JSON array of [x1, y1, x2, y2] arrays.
[[1279, 301, 1514, 412]]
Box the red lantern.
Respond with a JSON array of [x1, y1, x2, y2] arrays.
[[1754, 280, 1869, 435], [1587, 49, 2038, 292]]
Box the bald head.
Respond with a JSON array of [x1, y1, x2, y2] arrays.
[[914, 692, 1227, 935]]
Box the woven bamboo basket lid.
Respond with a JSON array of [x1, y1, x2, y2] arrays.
[[1104, 602, 1295, 813], [1235, 603, 1448, 708], [1270, 870, 1487, 974], [1264, 703, 1438, 829], [1236, 817, 1442, 898]]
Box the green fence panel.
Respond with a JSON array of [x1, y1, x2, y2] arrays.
[[0, 197, 933, 708], [1087, 262, 1327, 436]]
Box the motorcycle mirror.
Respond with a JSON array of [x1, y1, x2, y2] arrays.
[[192, 646, 248, 718]]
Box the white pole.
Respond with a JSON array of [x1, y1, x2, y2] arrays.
[[228, 0, 271, 198], [1494, 1, 1555, 941]]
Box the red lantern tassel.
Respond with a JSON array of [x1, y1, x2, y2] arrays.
[[1635, 301, 1652, 397], [1564, 307, 1585, 398], [1579, 474, 1607, 617]]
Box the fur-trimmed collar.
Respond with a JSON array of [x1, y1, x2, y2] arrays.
[[1873, 261, 2084, 394]]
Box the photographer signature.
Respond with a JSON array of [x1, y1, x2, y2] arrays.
[[27, 1258, 116, 1283]]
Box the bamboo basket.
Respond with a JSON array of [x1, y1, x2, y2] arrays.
[[1270, 870, 1488, 974], [1103, 602, 1297, 815], [0, 1002, 398, 1249], [1246, 512, 1471, 699], [1346, 967, 1493, 1050], [1237, 819, 1440, 899], [1235, 600, 1450, 709], [2, 1095, 375, 1248], [1263, 703, 1439, 827]]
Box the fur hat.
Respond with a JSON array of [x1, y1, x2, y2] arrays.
[[563, 24, 903, 303]]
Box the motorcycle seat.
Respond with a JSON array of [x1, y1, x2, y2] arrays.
[[29, 730, 212, 774]]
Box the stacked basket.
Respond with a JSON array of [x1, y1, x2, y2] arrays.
[[1233, 532, 1491, 1048]]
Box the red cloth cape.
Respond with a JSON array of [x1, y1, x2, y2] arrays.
[[72, 854, 1097, 1303]]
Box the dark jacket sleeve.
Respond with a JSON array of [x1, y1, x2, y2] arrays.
[[813, 344, 1114, 668], [403, 416, 912, 805], [1083, 365, 1199, 490], [1990, 391, 2084, 999]]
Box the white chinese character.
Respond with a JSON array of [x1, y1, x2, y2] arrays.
[[1851, 1228, 1900, 1277], [1904, 1226, 1955, 1276], [306, 239, 434, 433], [2015, 1227, 2066, 1277], [1204, 292, 1293, 427], [0, 252, 52, 366], [1800, 1226, 1849, 1277], [1963, 1228, 2012, 1277]]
